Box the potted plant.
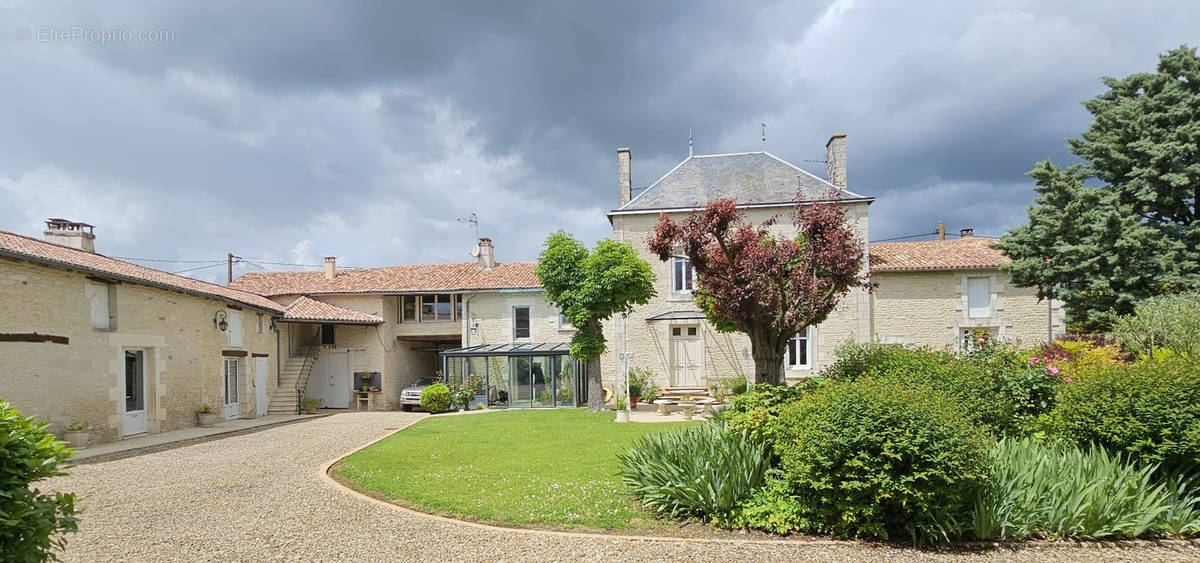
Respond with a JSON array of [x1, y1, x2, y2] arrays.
[[679, 395, 697, 421], [467, 375, 487, 409], [626, 367, 651, 409], [301, 397, 322, 414], [63, 422, 89, 449], [196, 404, 220, 427], [641, 386, 659, 404], [613, 394, 630, 423]]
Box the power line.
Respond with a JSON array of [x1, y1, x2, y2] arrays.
[[240, 259, 324, 268], [112, 256, 226, 264], [870, 231, 937, 243], [170, 262, 226, 275]]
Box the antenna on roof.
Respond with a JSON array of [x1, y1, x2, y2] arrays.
[[457, 212, 479, 240], [688, 129, 693, 157], [761, 123, 767, 150]]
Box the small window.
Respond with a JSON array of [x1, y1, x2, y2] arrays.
[[687, 327, 697, 336], [558, 311, 573, 329], [402, 296, 417, 322], [257, 313, 264, 334], [671, 327, 682, 337], [321, 324, 335, 346], [514, 306, 531, 339], [454, 295, 463, 321], [672, 257, 694, 293], [786, 326, 813, 370], [967, 277, 991, 318]]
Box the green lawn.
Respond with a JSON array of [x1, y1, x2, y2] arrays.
[[336, 409, 690, 531]]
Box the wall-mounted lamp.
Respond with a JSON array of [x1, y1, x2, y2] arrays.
[[213, 310, 228, 331], [269, 318, 279, 333]]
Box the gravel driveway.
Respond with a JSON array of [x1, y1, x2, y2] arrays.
[[46, 411, 1200, 562]]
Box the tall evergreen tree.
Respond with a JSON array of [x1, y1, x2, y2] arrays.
[[998, 45, 1200, 331]]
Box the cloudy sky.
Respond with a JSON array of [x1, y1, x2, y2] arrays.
[[1, 1, 1197, 283]]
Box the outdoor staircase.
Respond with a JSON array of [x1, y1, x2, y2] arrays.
[[268, 346, 319, 414], [657, 386, 713, 402]]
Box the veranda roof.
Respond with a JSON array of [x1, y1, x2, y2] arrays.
[[441, 342, 572, 357]]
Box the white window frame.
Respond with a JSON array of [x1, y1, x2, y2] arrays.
[[558, 311, 574, 330], [672, 256, 694, 294], [967, 277, 991, 319], [513, 306, 531, 340], [224, 357, 241, 405], [786, 326, 813, 370]]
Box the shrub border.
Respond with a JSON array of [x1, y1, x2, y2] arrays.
[[319, 412, 1200, 551]]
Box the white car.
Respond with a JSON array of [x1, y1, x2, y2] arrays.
[[400, 377, 441, 411]]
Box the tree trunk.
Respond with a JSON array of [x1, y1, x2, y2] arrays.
[[750, 337, 786, 386], [586, 356, 605, 412]]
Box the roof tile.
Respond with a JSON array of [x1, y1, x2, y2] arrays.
[[0, 230, 284, 313], [230, 261, 541, 297], [281, 296, 384, 324], [869, 237, 1008, 272]]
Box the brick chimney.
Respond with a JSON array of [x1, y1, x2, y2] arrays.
[[825, 133, 847, 189], [324, 256, 337, 280], [476, 237, 496, 270], [44, 218, 96, 252], [617, 147, 632, 206]]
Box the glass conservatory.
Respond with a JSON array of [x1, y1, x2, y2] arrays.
[[440, 343, 586, 408]]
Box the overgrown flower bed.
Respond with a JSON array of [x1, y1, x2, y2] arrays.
[[619, 297, 1200, 544]]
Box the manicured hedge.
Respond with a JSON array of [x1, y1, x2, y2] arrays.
[[419, 383, 451, 413], [1051, 358, 1200, 470], [773, 378, 990, 543], [824, 343, 1025, 436]]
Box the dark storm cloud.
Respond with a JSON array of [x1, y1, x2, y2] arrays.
[[1, 0, 1197, 282]]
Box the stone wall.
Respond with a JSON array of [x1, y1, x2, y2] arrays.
[[0, 256, 277, 444], [870, 270, 1065, 349]]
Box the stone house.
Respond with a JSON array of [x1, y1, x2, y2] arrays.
[[0, 135, 1065, 445], [0, 220, 283, 444], [226, 239, 582, 412], [599, 135, 1064, 393]]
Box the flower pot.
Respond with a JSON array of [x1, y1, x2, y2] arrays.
[[615, 409, 630, 423], [197, 412, 220, 427], [64, 430, 89, 450], [630, 395, 639, 409]]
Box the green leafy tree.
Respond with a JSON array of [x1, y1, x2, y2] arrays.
[[998, 45, 1200, 330], [0, 401, 79, 562], [536, 231, 656, 411]]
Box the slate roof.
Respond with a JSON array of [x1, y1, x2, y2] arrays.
[[0, 229, 284, 313], [229, 261, 541, 297], [280, 296, 384, 324], [870, 237, 1009, 272], [615, 151, 871, 213]]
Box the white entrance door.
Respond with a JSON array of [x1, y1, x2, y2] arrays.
[[254, 356, 268, 417], [669, 325, 702, 387], [123, 350, 148, 436], [326, 351, 351, 408], [224, 358, 242, 419]]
